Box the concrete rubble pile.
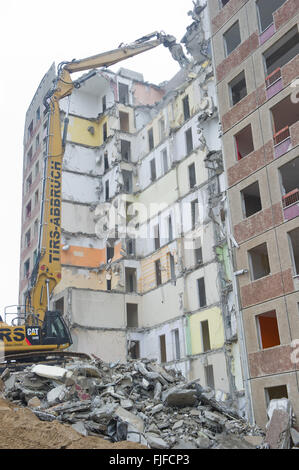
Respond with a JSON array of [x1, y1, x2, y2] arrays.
[[0, 357, 268, 449]]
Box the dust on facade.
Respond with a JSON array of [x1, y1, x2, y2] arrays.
[[19, 0, 299, 428]]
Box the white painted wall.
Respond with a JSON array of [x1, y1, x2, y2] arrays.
[[63, 144, 101, 176], [62, 172, 100, 204]]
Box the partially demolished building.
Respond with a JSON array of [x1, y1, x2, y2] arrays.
[[20, 0, 299, 429]]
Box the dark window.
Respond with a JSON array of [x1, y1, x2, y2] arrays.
[[106, 246, 114, 262], [107, 279, 112, 291], [148, 128, 154, 151], [220, 0, 230, 7], [24, 259, 30, 278], [103, 123, 108, 142], [229, 71, 247, 106], [279, 157, 299, 208], [159, 334, 167, 363], [121, 140, 131, 162], [119, 112, 129, 132], [191, 199, 198, 228], [224, 21, 241, 56], [26, 201, 32, 219], [28, 120, 33, 140], [150, 159, 157, 181], [25, 230, 31, 248], [155, 259, 162, 286], [105, 180, 109, 201], [185, 128, 193, 155], [241, 181, 262, 218], [169, 254, 176, 281], [119, 83, 129, 104], [127, 238, 136, 256], [249, 243, 271, 281], [126, 303, 138, 327], [183, 95, 190, 121], [102, 95, 107, 112], [104, 154, 109, 171], [235, 125, 254, 160], [123, 170, 133, 194], [162, 149, 168, 174], [168, 216, 173, 242], [188, 163, 196, 188], [201, 320, 211, 352], [198, 277, 207, 308], [154, 224, 160, 250], [125, 268, 137, 293], [173, 329, 180, 360]]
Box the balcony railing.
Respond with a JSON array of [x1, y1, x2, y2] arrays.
[[266, 68, 282, 88], [274, 126, 290, 145], [282, 188, 299, 208]]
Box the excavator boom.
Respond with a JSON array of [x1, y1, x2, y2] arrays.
[[65, 38, 162, 73]]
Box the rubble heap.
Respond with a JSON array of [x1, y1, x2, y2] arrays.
[[1, 357, 265, 449]]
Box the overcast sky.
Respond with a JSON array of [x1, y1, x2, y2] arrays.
[[0, 0, 193, 316]]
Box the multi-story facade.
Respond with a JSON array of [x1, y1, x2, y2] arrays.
[[208, 0, 299, 426], [19, 4, 246, 413], [19, 64, 56, 306]]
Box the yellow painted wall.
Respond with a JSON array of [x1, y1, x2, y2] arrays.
[[138, 245, 179, 293], [189, 306, 225, 355], [67, 115, 108, 147]]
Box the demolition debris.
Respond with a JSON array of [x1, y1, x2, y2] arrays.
[[0, 355, 296, 449]]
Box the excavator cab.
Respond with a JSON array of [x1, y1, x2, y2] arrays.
[[41, 311, 72, 346]]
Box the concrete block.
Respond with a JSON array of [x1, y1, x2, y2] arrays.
[[265, 409, 291, 449], [32, 364, 68, 381], [47, 385, 67, 405], [114, 406, 144, 433], [162, 388, 198, 407], [27, 397, 41, 408], [145, 433, 168, 449]]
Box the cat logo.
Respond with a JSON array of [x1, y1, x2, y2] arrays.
[[27, 328, 39, 336], [26, 327, 40, 344]]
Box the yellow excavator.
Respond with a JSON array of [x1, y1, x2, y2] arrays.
[[0, 32, 172, 362]]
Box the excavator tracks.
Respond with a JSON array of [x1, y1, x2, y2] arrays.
[[0, 350, 92, 374]]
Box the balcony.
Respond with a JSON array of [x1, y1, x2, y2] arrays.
[[271, 95, 299, 159], [280, 157, 299, 221], [264, 26, 299, 99], [265, 68, 283, 99]]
